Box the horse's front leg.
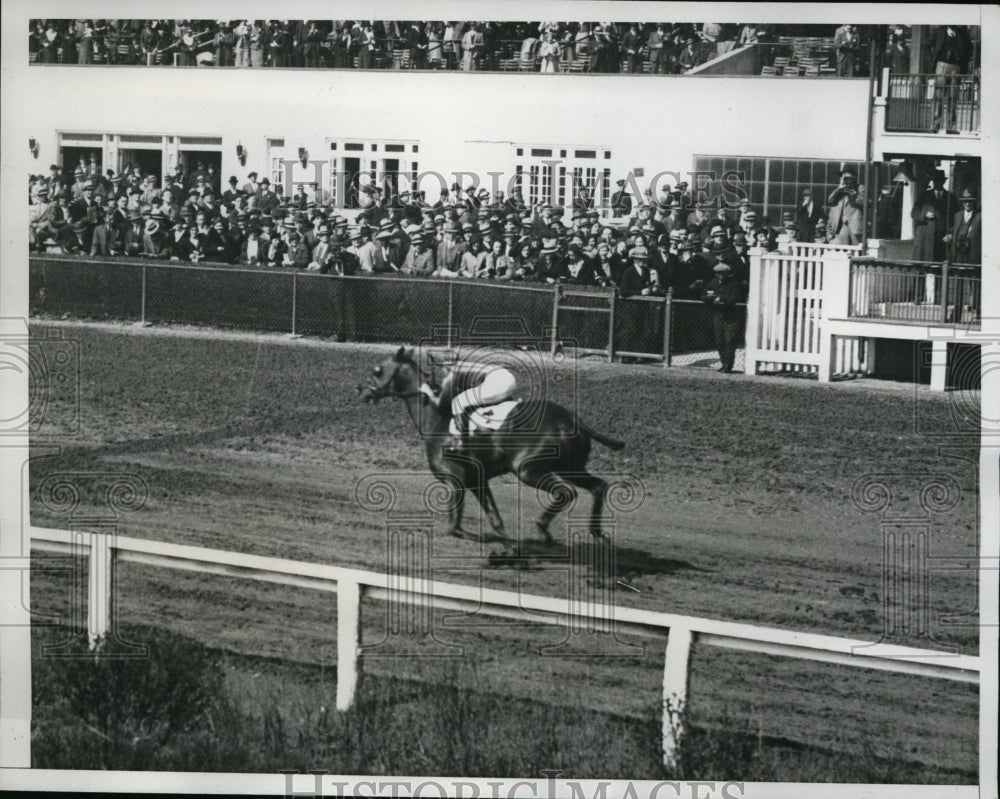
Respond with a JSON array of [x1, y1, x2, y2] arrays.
[[434, 469, 474, 540], [470, 482, 506, 541]]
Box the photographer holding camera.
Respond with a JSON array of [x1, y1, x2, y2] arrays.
[[826, 168, 865, 245]]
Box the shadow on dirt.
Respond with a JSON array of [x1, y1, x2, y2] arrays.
[[485, 537, 705, 581]]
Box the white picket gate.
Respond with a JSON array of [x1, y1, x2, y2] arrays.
[[745, 244, 868, 378], [26, 527, 980, 771]]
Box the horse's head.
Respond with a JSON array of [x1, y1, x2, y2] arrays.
[[357, 346, 422, 403]]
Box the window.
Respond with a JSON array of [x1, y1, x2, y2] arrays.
[[385, 144, 405, 152], [271, 157, 285, 191], [345, 143, 363, 151], [267, 138, 285, 148], [517, 143, 611, 211], [693, 154, 864, 223]]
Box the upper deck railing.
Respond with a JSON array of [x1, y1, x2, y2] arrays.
[[884, 72, 980, 136], [849, 258, 980, 327]]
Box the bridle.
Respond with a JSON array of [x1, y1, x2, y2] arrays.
[[363, 360, 434, 403]]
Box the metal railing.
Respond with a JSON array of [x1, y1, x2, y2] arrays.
[[885, 72, 980, 135], [29, 255, 742, 367], [28, 526, 981, 771], [849, 258, 981, 326]]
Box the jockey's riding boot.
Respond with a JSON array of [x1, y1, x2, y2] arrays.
[[444, 411, 468, 455]]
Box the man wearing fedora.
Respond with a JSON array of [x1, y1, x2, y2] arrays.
[[371, 224, 400, 272], [911, 170, 956, 262], [826, 168, 865, 245], [89, 208, 119, 257], [945, 188, 981, 265], [611, 179, 632, 217], [794, 190, 824, 244], [121, 209, 145, 256], [701, 261, 747, 374]]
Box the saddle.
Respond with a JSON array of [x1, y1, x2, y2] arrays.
[[448, 400, 521, 436]]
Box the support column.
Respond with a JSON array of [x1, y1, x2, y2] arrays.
[[929, 339, 948, 392]]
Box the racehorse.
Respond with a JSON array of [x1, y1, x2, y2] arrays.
[[358, 347, 625, 549]]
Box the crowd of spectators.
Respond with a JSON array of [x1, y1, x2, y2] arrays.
[[30, 19, 798, 72], [28, 157, 873, 307]]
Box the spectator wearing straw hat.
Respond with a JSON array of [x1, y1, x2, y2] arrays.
[[701, 261, 746, 373], [618, 244, 651, 298]]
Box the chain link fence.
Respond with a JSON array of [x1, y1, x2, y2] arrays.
[[669, 299, 747, 370], [29, 256, 745, 370], [30, 256, 144, 321]]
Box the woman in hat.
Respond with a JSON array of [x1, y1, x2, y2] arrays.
[[564, 243, 596, 286], [143, 213, 169, 258], [512, 237, 538, 281]]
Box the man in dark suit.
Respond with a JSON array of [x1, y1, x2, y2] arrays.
[[372, 229, 400, 272], [222, 176, 242, 205], [701, 262, 747, 373], [617, 245, 650, 298], [257, 178, 281, 214], [911, 171, 956, 261], [946, 188, 981, 265], [794, 190, 824, 244], [406, 22, 428, 69]]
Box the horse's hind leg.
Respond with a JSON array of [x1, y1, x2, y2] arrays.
[[530, 471, 578, 544], [565, 472, 609, 539]]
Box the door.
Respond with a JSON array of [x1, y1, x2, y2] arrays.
[[118, 148, 162, 181], [60, 146, 102, 180], [343, 157, 362, 209], [179, 150, 222, 193]]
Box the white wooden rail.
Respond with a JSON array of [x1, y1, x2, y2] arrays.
[[29, 526, 980, 770]]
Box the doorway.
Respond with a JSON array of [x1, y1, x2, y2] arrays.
[[179, 150, 222, 193], [60, 146, 103, 181], [382, 158, 400, 205], [118, 148, 162, 181], [343, 157, 362, 209]]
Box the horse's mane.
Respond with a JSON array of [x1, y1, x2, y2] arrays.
[[392, 346, 448, 406]]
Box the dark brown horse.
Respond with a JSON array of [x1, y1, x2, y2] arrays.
[[358, 347, 625, 547]]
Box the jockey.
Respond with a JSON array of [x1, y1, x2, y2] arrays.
[[424, 357, 518, 452]]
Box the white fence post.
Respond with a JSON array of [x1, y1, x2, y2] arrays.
[[87, 532, 112, 649], [743, 247, 766, 376], [336, 579, 362, 711], [662, 626, 693, 771]]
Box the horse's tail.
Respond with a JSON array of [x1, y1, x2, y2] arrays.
[[580, 422, 626, 451]]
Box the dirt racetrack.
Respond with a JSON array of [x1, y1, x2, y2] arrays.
[[28, 321, 980, 779]]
